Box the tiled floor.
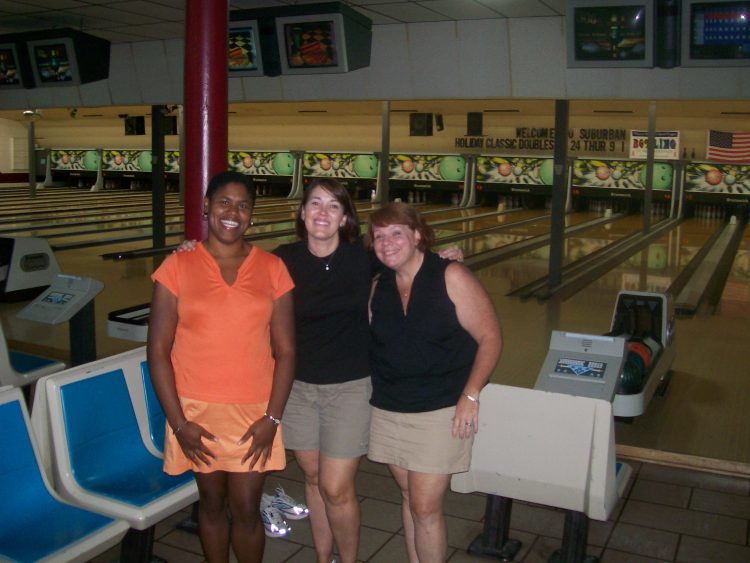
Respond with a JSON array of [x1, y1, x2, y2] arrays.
[[91, 456, 750, 563]]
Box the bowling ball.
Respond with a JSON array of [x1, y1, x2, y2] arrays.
[[705, 169, 722, 186], [595, 166, 610, 181], [273, 152, 294, 176], [641, 335, 663, 360], [439, 156, 465, 182], [138, 151, 152, 172], [618, 357, 643, 395], [319, 157, 332, 170], [627, 350, 646, 379], [353, 154, 378, 178], [539, 159, 554, 185], [498, 162, 512, 176], [648, 244, 667, 269], [640, 163, 673, 190], [242, 155, 253, 169], [627, 341, 652, 369], [401, 159, 415, 174], [83, 150, 100, 171]]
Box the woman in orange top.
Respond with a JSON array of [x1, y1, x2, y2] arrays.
[[147, 171, 295, 563]]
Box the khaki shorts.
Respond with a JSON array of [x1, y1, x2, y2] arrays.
[[282, 377, 372, 459], [368, 405, 473, 474]]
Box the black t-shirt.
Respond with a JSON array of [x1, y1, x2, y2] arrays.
[[369, 251, 478, 413], [274, 240, 373, 385]]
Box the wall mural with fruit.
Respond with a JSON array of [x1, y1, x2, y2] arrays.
[[102, 150, 152, 172], [476, 157, 553, 185], [229, 151, 295, 176], [49, 149, 99, 171], [164, 151, 180, 174], [388, 154, 465, 182], [571, 159, 674, 191], [685, 163, 750, 194], [302, 152, 378, 178]]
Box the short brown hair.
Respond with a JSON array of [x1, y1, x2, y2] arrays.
[[368, 202, 434, 251]]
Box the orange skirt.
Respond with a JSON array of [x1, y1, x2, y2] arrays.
[[163, 397, 286, 475]]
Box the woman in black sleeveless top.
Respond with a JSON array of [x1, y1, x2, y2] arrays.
[[368, 202, 502, 563]]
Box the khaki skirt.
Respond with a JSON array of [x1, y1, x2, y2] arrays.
[[368, 405, 473, 474]]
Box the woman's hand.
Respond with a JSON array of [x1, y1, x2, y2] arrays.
[[239, 416, 279, 469], [438, 245, 464, 262], [175, 421, 218, 466], [174, 239, 198, 253], [452, 394, 479, 439]]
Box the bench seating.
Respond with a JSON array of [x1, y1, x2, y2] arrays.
[[40, 352, 197, 530], [0, 387, 128, 563], [0, 322, 64, 388]]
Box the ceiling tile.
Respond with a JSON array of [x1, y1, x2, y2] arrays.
[[419, 0, 503, 20], [477, 0, 560, 17], [366, 1, 448, 23]]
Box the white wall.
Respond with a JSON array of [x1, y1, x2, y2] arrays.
[[1, 16, 748, 111], [0, 118, 29, 173]]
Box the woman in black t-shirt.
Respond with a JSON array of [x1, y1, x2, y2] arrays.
[[274, 179, 372, 563]]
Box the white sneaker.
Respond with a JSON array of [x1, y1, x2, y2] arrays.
[[269, 486, 309, 520], [260, 499, 290, 538]]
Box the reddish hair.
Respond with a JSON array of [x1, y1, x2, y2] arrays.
[[368, 202, 434, 251]]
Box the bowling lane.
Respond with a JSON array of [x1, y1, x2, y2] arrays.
[[715, 224, 750, 317], [474, 214, 749, 463], [434, 210, 603, 257]]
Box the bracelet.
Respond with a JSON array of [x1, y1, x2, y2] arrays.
[[463, 392, 479, 404], [173, 420, 188, 435], [264, 412, 282, 425]]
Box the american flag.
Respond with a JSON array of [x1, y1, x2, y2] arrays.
[[706, 130, 750, 163]]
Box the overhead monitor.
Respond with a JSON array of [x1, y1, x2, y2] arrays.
[[275, 8, 371, 74], [681, 0, 750, 66], [24, 29, 110, 87], [229, 20, 265, 77], [0, 44, 24, 88], [567, 0, 655, 67], [27, 37, 79, 85]]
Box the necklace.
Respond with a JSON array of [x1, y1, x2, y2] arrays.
[[316, 249, 336, 271]]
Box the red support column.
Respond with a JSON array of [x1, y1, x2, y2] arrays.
[[183, 0, 229, 241]]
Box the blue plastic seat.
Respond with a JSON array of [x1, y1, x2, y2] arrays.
[[45, 365, 197, 529], [0, 387, 128, 563], [0, 323, 64, 388], [140, 361, 165, 453]]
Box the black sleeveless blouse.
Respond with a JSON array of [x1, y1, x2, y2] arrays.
[[369, 251, 478, 413]]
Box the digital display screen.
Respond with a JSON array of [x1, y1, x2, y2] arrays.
[[43, 291, 74, 305], [573, 5, 648, 61], [553, 358, 607, 379], [284, 20, 338, 68], [690, 1, 750, 60], [0, 46, 21, 86], [229, 25, 260, 72], [33, 43, 73, 83]]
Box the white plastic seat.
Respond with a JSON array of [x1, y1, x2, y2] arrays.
[[39, 351, 197, 530]]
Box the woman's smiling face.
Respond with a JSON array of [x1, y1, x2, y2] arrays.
[[204, 181, 253, 244]]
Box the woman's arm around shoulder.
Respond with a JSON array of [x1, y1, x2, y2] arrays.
[[444, 262, 502, 438]]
